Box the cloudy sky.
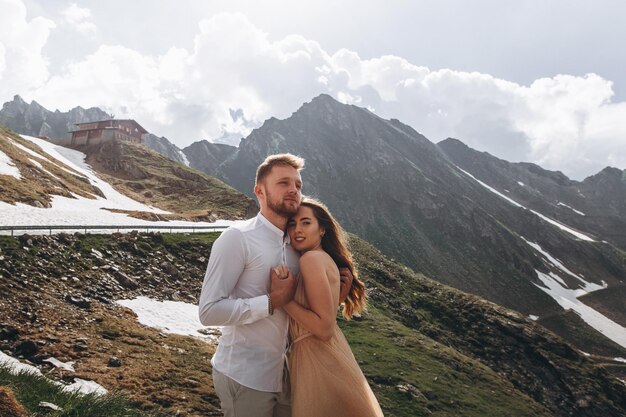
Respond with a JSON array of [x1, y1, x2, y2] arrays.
[[2, 0, 625, 180]]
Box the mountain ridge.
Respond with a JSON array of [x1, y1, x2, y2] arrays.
[[0, 95, 111, 142], [2, 94, 624, 361], [438, 137, 626, 249], [182, 94, 626, 357], [2, 96, 626, 415], [2, 94, 622, 181]]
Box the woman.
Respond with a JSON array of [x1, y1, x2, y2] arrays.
[[277, 197, 383, 417]]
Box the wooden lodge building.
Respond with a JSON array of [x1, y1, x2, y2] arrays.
[[69, 119, 148, 147]]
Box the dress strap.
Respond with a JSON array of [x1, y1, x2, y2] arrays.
[[284, 332, 313, 375], [292, 332, 313, 344]]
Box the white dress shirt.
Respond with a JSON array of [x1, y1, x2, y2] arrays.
[[198, 213, 300, 392]]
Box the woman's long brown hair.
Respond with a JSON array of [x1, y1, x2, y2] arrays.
[[299, 197, 367, 320]]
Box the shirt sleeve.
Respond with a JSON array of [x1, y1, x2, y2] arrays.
[[198, 227, 270, 326]]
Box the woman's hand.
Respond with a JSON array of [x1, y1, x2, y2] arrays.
[[339, 267, 353, 304], [273, 264, 290, 279], [269, 265, 297, 310]]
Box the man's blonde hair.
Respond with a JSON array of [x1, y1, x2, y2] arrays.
[[255, 153, 305, 185]]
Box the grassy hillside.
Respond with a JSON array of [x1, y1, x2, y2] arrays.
[[1, 232, 624, 416], [0, 365, 157, 417], [347, 236, 626, 416], [0, 126, 104, 207], [339, 308, 551, 416], [83, 139, 256, 221], [0, 127, 256, 221]]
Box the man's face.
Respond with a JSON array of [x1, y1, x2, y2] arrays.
[[256, 165, 302, 217]]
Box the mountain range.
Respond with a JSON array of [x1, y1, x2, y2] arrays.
[[177, 95, 625, 352], [2, 94, 625, 356], [1, 95, 626, 416], [0, 95, 110, 141]]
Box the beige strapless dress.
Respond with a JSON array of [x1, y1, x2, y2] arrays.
[[287, 277, 384, 417]]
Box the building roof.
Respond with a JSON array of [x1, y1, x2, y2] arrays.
[[72, 119, 148, 134]]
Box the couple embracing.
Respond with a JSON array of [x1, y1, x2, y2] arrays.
[[199, 154, 383, 417]]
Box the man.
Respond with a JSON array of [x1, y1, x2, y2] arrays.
[[199, 153, 303, 417], [199, 153, 355, 417]]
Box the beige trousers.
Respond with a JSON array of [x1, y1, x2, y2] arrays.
[[212, 368, 291, 417]]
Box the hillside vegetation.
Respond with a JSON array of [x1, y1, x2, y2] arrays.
[[82, 139, 256, 221], [0, 127, 103, 207], [0, 127, 256, 222], [0, 232, 624, 416]]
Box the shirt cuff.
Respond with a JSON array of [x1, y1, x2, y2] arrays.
[[249, 294, 271, 321]]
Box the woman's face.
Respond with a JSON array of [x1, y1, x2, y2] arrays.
[[287, 205, 324, 252]]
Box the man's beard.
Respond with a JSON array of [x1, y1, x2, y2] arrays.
[[267, 191, 299, 217]]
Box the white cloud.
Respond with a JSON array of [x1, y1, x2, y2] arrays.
[[61, 3, 96, 35], [321, 53, 626, 178], [11, 8, 625, 180], [34, 44, 166, 122], [0, 0, 55, 99]]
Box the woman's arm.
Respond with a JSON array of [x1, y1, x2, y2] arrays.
[[283, 252, 338, 341]]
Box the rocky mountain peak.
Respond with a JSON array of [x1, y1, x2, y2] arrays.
[[28, 99, 45, 111], [283, 93, 377, 134], [1, 95, 28, 116], [438, 137, 468, 148], [9, 94, 27, 107], [584, 166, 625, 183], [298, 93, 343, 113], [0, 97, 110, 141]]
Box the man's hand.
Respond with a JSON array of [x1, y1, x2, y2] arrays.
[[339, 267, 353, 304], [269, 266, 297, 310]]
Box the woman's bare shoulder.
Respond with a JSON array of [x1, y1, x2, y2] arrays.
[[300, 251, 338, 279], [299, 250, 332, 264], [300, 251, 337, 273]]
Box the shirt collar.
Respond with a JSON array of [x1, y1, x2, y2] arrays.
[[257, 212, 289, 241]]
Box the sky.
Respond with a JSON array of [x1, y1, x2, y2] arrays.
[[1, 0, 626, 180]]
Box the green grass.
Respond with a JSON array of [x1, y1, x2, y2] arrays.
[[0, 363, 161, 417], [348, 235, 626, 417], [87, 139, 254, 219], [3, 231, 623, 416], [339, 307, 552, 417], [0, 235, 38, 263], [71, 234, 111, 253], [0, 236, 20, 252], [161, 232, 220, 247]]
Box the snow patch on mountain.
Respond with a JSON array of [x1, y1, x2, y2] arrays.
[[0, 149, 21, 179], [178, 149, 190, 167], [1, 135, 238, 230], [519, 237, 621, 345], [116, 296, 219, 341], [520, 237, 604, 291], [533, 270, 626, 349], [456, 166, 595, 241], [557, 202, 586, 216]]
